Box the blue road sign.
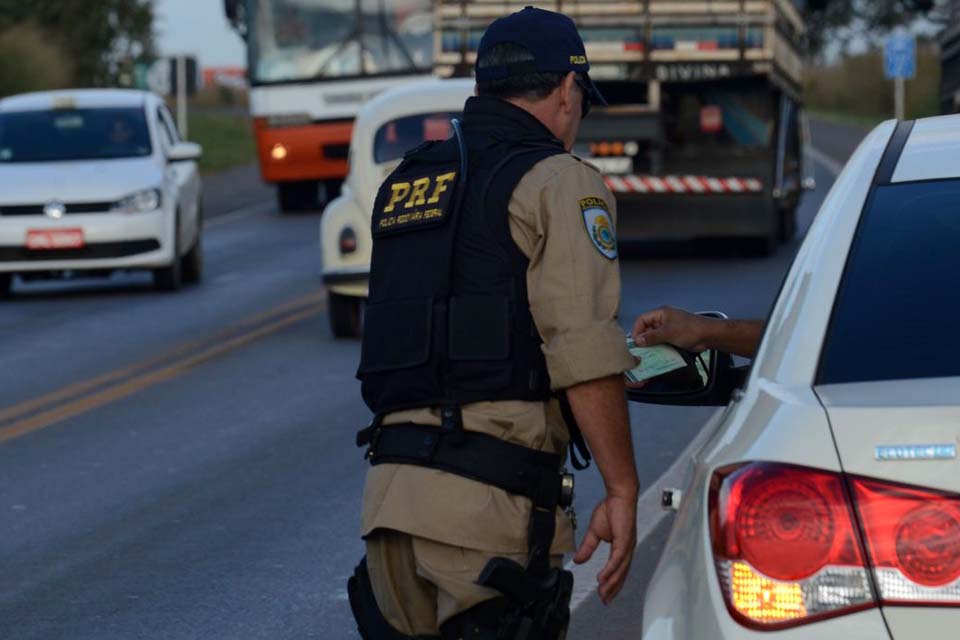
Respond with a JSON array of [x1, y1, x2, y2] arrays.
[[885, 32, 916, 80]]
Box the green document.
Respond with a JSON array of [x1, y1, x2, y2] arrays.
[[624, 337, 688, 383]]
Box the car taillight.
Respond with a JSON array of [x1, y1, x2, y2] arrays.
[[851, 477, 960, 603], [711, 463, 874, 629], [712, 463, 960, 630], [339, 227, 357, 254]]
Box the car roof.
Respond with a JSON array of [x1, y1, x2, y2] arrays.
[[0, 89, 154, 113], [892, 113, 960, 183], [355, 78, 474, 132]]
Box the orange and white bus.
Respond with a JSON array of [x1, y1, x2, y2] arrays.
[[224, 0, 433, 212]]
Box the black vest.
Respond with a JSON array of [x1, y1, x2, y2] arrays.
[[357, 97, 567, 415]]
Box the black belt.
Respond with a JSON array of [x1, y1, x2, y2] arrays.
[[358, 422, 567, 510], [357, 416, 573, 576]]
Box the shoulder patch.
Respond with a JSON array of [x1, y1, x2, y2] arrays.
[[580, 196, 617, 260]]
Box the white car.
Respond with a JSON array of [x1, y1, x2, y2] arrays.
[[0, 89, 203, 295], [320, 78, 473, 337], [636, 114, 960, 639]]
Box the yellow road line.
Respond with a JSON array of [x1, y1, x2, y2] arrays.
[[0, 290, 325, 425], [0, 304, 323, 446]]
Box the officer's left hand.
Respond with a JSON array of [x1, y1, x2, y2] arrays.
[[572, 494, 638, 604]]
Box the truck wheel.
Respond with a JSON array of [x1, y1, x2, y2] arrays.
[[277, 181, 319, 213], [0, 273, 11, 298], [779, 205, 798, 243], [329, 292, 363, 339], [181, 228, 203, 284]]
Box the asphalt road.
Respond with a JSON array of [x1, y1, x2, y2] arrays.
[[0, 119, 868, 639]]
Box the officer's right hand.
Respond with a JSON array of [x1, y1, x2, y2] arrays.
[[572, 493, 638, 604]]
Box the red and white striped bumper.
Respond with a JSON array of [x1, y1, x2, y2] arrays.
[[603, 175, 764, 195]]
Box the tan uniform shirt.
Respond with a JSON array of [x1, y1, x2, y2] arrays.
[[361, 153, 636, 554]]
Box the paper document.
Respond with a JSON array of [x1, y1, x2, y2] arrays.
[[624, 337, 688, 384]]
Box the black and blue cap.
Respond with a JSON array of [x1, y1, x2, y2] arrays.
[[475, 6, 607, 108]]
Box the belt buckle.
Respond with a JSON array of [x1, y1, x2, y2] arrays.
[[559, 472, 575, 508]]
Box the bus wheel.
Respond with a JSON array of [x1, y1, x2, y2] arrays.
[[277, 181, 319, 213], [323, 179, 343, 204]]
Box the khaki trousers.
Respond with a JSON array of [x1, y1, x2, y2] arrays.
[[365, 529, 564, 636]]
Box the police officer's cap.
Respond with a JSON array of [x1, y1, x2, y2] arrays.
[[475, 6, 608, 107]]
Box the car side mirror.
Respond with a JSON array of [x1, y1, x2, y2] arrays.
[[624, 311, 748, 407], [626, 348, 746, 407], [167, 142, 202, 163]]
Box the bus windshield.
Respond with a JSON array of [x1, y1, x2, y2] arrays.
[[249, 0, 433, 84]]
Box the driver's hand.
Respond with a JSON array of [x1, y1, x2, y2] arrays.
[[573, 494, 638, 604], [631, 306, 712, 353]]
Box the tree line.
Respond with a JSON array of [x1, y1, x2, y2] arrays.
[[0, 0, 153, 96]]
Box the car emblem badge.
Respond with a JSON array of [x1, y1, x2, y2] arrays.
[[44, 201, 66, 220], [875, 444, 957, 461]]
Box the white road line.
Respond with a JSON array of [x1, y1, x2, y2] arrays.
[[203, 200, 275, 230], [568, 419, 717, 611], [807, 146, 844, 178]]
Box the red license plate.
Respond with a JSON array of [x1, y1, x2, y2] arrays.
[[26, 228, 85, 250]]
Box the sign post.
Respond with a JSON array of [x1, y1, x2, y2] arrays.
[[885, 29, 917, 121], [176, 56, 188, 139], [142, 55, 198, 137]]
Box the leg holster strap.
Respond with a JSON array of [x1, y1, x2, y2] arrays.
[[348, 557, 440, 640]]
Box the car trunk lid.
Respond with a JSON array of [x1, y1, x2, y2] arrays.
[[817, 377, 960, 638]]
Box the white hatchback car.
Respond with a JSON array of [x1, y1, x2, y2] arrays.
[[0, 89, 203, 295], [319, 78, 474, 337], [635, 114, 960, 639]]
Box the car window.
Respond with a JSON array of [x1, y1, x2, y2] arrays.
[[818, 178, 960, 384], [373, 112, 458, 164], [0, 107, 152, 162]]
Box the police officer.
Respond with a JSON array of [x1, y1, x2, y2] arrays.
[[349, 7, 639, 638]]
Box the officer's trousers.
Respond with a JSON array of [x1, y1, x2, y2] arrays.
[[365, 528, 566, 637]]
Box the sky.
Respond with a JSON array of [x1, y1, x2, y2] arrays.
[[153, 0, 246, 68]]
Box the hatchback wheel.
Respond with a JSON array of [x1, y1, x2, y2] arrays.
[[153, 217, 183, 291], [181, 228, 203, 284], [329, 292, 363, 339]]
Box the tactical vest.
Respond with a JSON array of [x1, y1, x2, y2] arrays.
[[356, 120, 566, 415]]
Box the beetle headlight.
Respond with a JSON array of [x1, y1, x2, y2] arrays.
[[113, 188, 162, 213]]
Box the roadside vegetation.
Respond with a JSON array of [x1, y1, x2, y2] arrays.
[[805, 45, 943, 127], [186, 110, 256, 174]]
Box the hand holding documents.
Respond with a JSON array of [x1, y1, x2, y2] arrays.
[[624, 336, 688, 384]]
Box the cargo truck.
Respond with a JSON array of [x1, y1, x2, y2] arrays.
[[434, 0, 816, 253]]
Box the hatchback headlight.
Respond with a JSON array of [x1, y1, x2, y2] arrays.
[[113, 188, 162, 213]]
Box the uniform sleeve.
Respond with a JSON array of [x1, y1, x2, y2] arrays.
[[509, 159, 636, 390]]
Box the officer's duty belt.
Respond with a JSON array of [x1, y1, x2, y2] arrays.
[[357, 422, 569, 511]]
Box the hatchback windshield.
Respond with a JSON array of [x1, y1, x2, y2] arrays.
[[818, 178, 960, 384], [0, 107, 152, 163]]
